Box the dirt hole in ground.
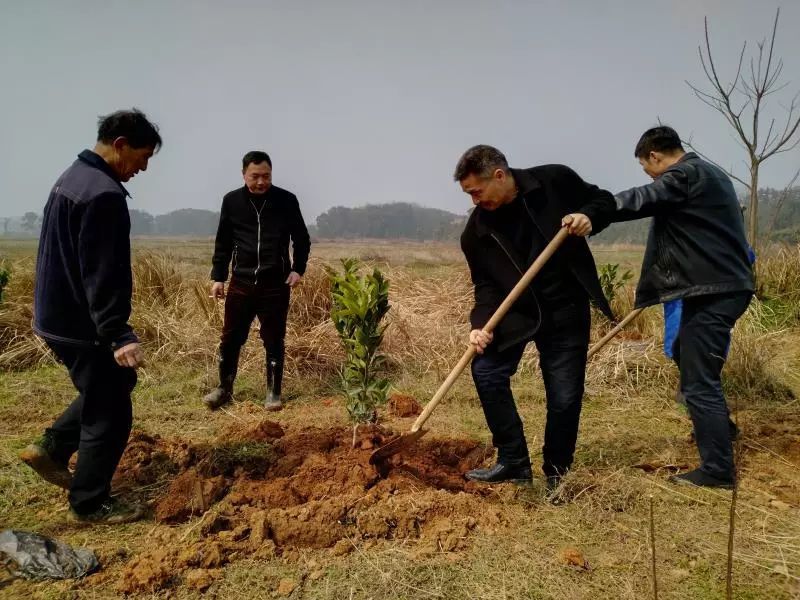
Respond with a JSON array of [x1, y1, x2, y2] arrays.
[[107, 420, 499, 594]]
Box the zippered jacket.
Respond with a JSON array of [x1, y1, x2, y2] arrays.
[[211, 185, 310, 284], [34, 150, 137, 349], [611, 153, 754, 308], [460, 165, 615, 351]]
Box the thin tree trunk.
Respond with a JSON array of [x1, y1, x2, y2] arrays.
[[749, 166, 759, 249]]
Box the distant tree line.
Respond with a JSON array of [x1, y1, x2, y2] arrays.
[[129, 208, 220, 236], [315, 203, 466, 241], [3, 189, 799, 242]]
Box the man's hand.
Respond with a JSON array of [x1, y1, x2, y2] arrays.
[[562, 213, 593, 237], [114, 342, 145, 369], [286, 271, 302, 288], [469, 329, 493, 354], [210, 281, 225, 299]]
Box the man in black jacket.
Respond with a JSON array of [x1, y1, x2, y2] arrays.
[[605, 126, 754, 489], [204, 151, 310, 411], [456, 145, 615, 491], [21, 108, 161, 524]]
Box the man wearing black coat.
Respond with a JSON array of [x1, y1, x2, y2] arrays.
[[456, 145, 615, 491], [204, 151, 310, 411], [21, 109, 161, 524], [603, 126, 754, 489]]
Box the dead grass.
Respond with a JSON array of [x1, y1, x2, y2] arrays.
[[1, 239, 799, 599]]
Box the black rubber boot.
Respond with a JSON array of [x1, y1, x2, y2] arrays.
[[203, 346, 240, 410], [264, 351, 284, 412]]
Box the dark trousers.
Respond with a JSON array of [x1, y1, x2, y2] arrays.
[[672, 292, 752, 480], [219, 274, 290, 384], [471, 302, 590, 477], [44, 341, 137, 514]]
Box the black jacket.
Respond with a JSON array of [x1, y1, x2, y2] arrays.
[[211, 185, 310, 284], [461, 165, 615, 351], [611, 153, 754, 308], [34, 150, 137, 349]]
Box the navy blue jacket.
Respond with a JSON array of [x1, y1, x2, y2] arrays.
[[34, 150, 137, 349]]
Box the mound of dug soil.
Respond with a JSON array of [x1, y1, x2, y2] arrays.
[[387, 393, 422, 417], [113, 421, 499, 594]]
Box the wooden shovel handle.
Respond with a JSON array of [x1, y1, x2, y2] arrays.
[[410, 227, 571, 432], [587, 307, 644, 358]]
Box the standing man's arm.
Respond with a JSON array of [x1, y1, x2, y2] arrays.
[[78, 193, 143, 368], [286, 194, 310, 287], [210, 197, 233, 298], [613, 169, 689, 220]]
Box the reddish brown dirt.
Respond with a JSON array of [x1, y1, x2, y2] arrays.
[[746, 417, 800, 504], [387, 393, 422, 417], [112, 421, 497, 594]]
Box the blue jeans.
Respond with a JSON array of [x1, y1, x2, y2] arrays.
[[471, 302, 590, 477], [672, 292, 752, 479]]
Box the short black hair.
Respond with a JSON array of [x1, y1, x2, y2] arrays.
[[634, 126, 684, 158], [453, 145, 509, 181], [242, 151, 272, 170], [97, 108, 162, 150]]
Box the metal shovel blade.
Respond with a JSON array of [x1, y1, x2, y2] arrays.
[[369, 429, 428, 465]]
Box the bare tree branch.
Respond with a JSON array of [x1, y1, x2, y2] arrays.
[[760, 112, 800, 161], [686, 8, 800, 246], [762, 8, 780, 91], [760, 118, 777, 155], [683, 137, 751, 189]]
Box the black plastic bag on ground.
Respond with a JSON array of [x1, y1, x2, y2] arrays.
[[0, 530, 99, 580]]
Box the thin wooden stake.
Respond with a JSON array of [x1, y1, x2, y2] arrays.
[[727, 396, 743, 600], [649, 494, 659, 600]]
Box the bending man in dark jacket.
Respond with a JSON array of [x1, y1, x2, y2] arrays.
[[456, 145, 615, 492], [204, 151, 311, 411], [21, 109, 161, 524], [602, 126, 754, 489]]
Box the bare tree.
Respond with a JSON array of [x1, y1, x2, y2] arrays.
[[686, 8, 800, 248]]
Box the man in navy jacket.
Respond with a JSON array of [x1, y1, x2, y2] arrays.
[[21, 109, 161, 524]]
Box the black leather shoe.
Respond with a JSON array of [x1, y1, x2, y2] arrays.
[[668, 468, 734, 489], [465, 462, 532, 484]]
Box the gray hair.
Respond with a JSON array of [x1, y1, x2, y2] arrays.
[[453, 145, 509, 181]]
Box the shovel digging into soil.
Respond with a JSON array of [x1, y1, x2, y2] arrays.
[[370, 226, 645, 467]]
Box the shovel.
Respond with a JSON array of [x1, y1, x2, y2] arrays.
[[370, 227, 644, 466], [370, 227, 569, 465]]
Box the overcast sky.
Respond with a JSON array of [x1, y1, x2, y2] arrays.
[[1, 1, 798, 223]]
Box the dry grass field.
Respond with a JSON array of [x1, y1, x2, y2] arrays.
[[1, 238, 799, 599]]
